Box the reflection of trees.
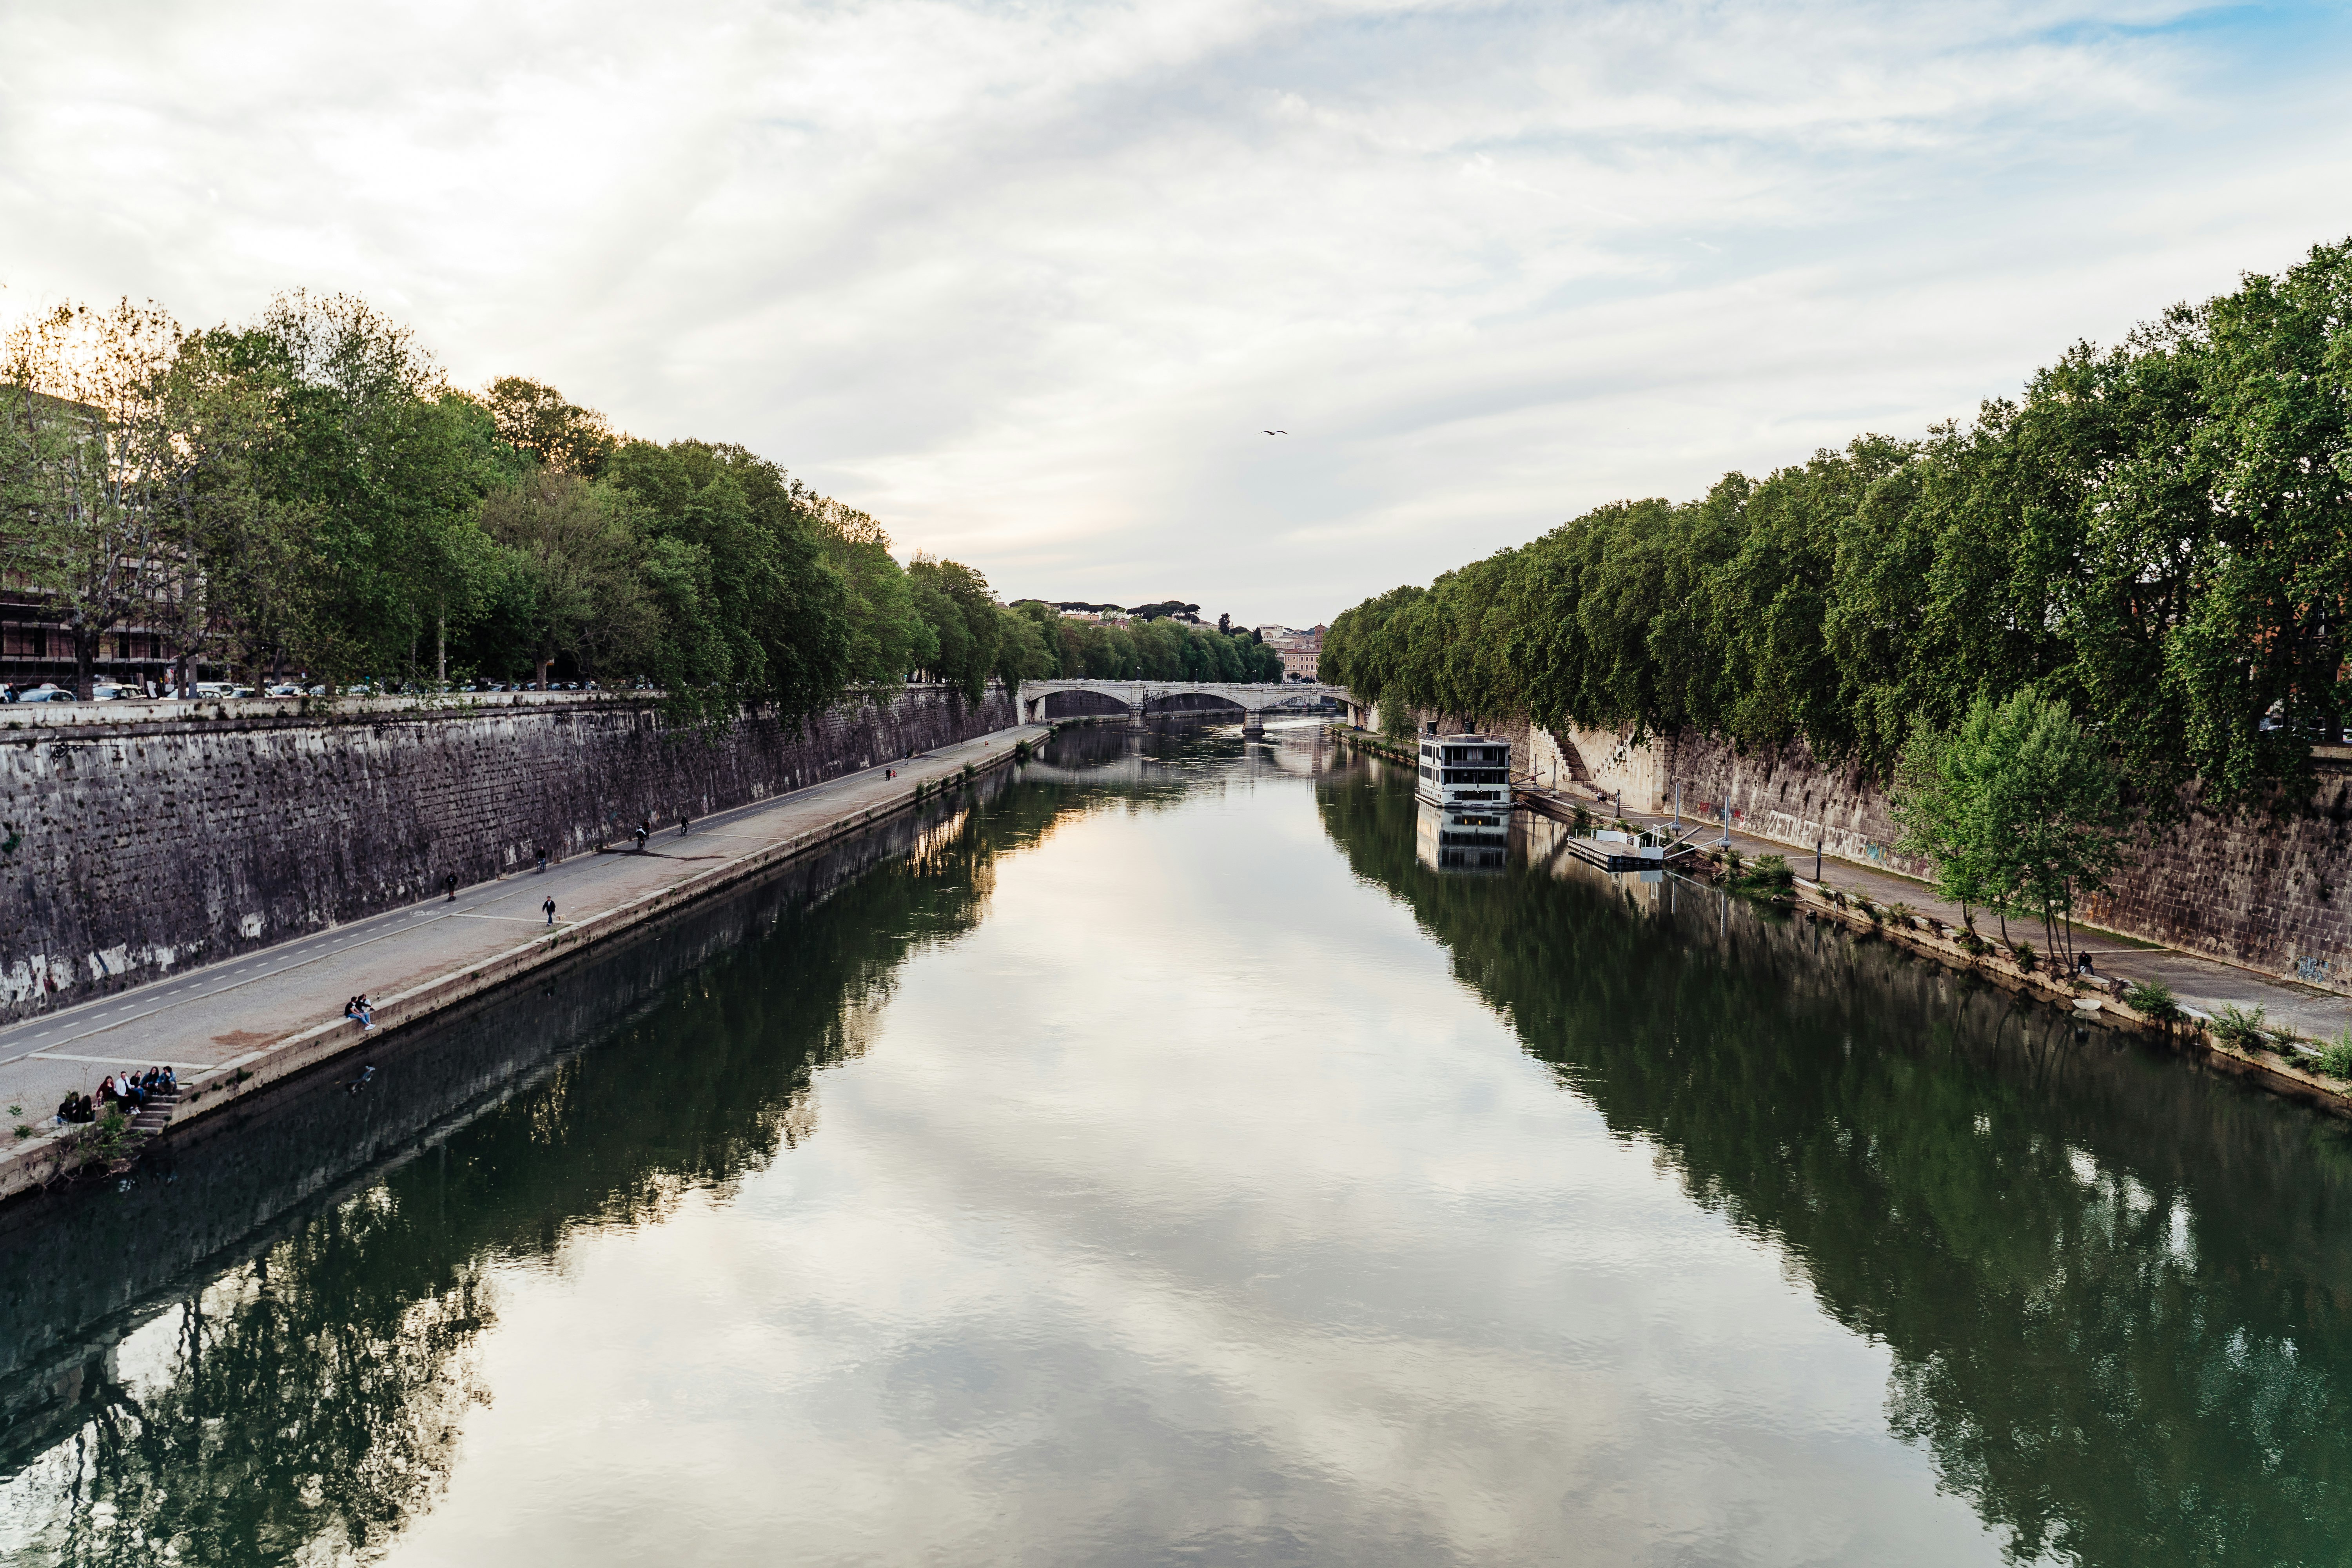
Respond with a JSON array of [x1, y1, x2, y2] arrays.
[[1319, 766, 2352, 1567], [2, 769, 1096, 1566], [7, 1205, 496, 1565]]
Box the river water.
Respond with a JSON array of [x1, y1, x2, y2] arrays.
[[5, 725, 2352, 1566]]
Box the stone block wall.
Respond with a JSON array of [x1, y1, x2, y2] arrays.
[[1385, 703, 2352, 991], [0, 685, 1013, 1022], [1634, 723, 2352, 992]]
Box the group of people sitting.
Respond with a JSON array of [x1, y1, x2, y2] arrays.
[[54, 1065, 178, 1125], [343, 995, 376, 1029]]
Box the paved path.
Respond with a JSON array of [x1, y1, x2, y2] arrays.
[[0, 725, 1047, 1143], [1519, 777, 2352, 1044]]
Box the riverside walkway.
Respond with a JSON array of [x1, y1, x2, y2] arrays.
[[0, 722, 1049, 1201], [1515, 777, 2352, 1044]]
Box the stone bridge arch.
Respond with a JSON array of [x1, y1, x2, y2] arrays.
[[1036, 688, 1134, 719], [1143, 691, 1249, 716]]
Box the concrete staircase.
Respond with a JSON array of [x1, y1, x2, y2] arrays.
[[128, 1090, 180, 1141]]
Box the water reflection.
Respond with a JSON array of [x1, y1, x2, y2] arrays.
[[2, 735, 2349, 1565], [1413, 798, 1510, 875], [1321, 763, 2352, 1565]]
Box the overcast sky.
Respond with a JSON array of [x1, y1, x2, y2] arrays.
[[3, 2, 2348, 627]]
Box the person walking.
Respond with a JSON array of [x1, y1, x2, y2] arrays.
[[444, 872, 459, 902], [679, 811, 691, 837], [535, 844, 548, 873], [543, 895, 557, 927], [633, 822, 648, 853]]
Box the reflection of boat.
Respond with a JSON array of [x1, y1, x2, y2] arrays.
[[1416, 798, 1510, 873], [1415, 733, 1511, 809]]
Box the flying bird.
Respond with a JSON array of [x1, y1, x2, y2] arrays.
[[1263, 429, 1287, 435]]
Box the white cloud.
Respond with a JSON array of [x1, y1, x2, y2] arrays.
[[2, 0, 2346, 622]]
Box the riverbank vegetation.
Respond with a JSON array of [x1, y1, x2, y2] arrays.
[[1007, 601, 1284, 684], [1891, 691, 2131, 966], [0, 292, 1279, 713], [1323, 238, 2352, 808]]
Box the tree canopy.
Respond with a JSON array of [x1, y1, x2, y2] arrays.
[[1324, 237, 2352, 808], [0, 289, 1108, 717]]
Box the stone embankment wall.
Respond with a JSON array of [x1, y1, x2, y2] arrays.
[[1399, 708, 2352, 993], [0, 685, 1012, 1022], [1562, 723, 2352, 993]]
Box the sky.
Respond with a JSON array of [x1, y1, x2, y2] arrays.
[[2, 1, 2349, 628]]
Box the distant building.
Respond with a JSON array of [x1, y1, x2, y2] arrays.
[[1256, 622, 1323, 680]]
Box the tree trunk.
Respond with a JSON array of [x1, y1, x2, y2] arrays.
[[437, 609, 447, 687], [73, 625, 98, 701]]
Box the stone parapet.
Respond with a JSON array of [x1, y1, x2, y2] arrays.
[[0, 684, 1011, 1023]]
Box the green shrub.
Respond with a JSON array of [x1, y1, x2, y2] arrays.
[[2121, 979, 2183, 1023], [2210, 1004, 2270, 1050], [1730, 854, 1795, 897], [2013, 942, 2038, 972], [2313, 1031, 2352, 1080]]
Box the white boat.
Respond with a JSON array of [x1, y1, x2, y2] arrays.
[[1415, 733, 1512, 809]]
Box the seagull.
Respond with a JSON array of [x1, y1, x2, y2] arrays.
[[1263, 429, 1287, 435]]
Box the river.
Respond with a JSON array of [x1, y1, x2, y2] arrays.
[[4, 724, 2352, 1566]]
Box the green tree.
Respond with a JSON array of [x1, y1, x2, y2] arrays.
[[477, 376, 617, 477], [247, 291, 509, 687], [1895, 692, 2129, 967], [477, 472, 653, 690], [815, 500, 927, 689], [906, 556, 1000, 703], [0, 301, 190, 698], [2170, 241, 2352, 795], [604, 439, 851, 724]]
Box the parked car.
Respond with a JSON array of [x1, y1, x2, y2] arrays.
[[16, 684, 71, 703], [265, 682, 305, 698]]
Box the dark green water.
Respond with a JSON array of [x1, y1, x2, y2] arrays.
[[6, 726, 2352, 1566]]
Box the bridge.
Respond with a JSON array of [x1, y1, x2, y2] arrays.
[[1012, 679, 1359, 733]]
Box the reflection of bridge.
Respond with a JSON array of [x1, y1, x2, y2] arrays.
[[1013, 680, 1354, 733]]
